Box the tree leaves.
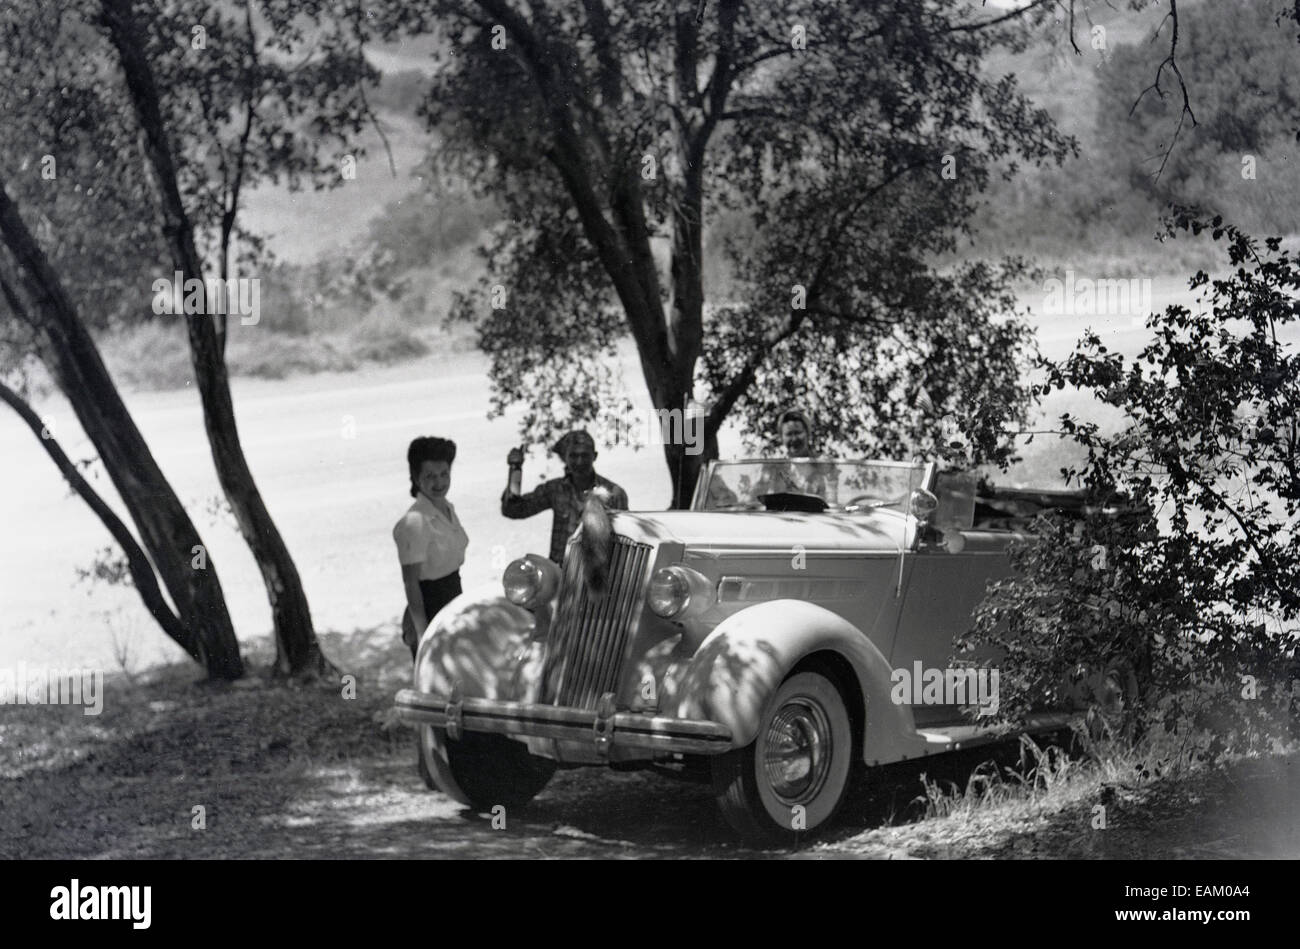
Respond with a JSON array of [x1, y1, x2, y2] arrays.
[[395, 0, 1072, 473], [965, 216, 1300, 754]]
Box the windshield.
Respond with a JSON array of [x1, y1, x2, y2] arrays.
[[695, 460, 931, 512]]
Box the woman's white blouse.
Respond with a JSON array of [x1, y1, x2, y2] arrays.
[[392, 494, 469, 581]]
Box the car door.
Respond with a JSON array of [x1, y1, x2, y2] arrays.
[[890, 534, 1014, 725]]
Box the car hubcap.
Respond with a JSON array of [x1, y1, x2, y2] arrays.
[[763, 698, 831, 805]]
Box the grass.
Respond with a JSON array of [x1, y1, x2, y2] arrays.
[[914, 733, 1088, 821], [814, 726, 1299, 860], [4, 624, 1296, 859], [824, 682, 1300, 860], [0, 626, 417, 859], [909, 724, 1224, 826]]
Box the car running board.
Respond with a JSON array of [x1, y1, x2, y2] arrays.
[[914, 712, 1077, 754]]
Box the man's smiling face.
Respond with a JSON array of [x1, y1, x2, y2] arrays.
[[564, 440, 596, 478]]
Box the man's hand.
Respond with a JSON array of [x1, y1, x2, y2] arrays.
[[505, 447, 525, 498]]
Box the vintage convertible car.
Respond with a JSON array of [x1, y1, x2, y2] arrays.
[[394, 458, 1098, 839]]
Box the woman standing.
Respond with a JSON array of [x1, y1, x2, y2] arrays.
[[394, 436, 469, 660]]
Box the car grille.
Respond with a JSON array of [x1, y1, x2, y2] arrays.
[[541, 536, 652, 709]]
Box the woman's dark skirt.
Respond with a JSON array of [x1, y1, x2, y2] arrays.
[[401, 570, 463, 660]]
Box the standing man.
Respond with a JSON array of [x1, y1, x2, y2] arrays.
[[502, 429, 629, 564]]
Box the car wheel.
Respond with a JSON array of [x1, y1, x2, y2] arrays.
[[418, 724, 556, 812], [711, 670, 854, 842]]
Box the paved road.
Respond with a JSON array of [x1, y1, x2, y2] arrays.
[[0, 346, 687, 672], [0, 276, 1228, 674]]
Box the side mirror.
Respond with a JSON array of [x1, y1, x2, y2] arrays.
[[909, 487, 938, 524]]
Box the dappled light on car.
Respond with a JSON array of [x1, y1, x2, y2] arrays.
[[417, 591, 535, 700], [672, 625, 783, 737]]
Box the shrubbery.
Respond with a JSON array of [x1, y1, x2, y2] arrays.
[[964, 213, 1300, 758]]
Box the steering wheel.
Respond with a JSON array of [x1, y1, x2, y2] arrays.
[[759, 491, 828, 513], [842, 493, 887, 509]]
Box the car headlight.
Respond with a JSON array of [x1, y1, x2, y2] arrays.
[[502, 555, 559, 609], [648, 565, 693, 618]]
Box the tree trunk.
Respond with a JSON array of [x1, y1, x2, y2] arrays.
[[662, 149, 708, 509], [0, 189, 243, 679], [101, 0, 334, 681], [0, 378, 193, 652], [664, 435, 714, 510]]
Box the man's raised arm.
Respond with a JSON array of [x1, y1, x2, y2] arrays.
[[501, 447, 552, 518]]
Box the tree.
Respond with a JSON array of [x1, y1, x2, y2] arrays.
[[0, 1, 251, 677], [964, 214, 1300, 754], [1096, 0, 1300, 233], [0, 377, 193, 651], [382, 0, 1074, 505], [0, 187, 244, 678], [96, 0, 350, 679], [3, 0, 383, 678], [0, 3, 171, 336]]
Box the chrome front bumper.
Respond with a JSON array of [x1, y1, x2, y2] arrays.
[[394, 689, 734, 756]]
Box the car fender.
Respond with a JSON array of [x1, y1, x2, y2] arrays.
[[663, 599, 928, 763], [414, 582, 547, 704]]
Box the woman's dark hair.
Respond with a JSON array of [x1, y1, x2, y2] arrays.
[[407, 436, 457, 497]]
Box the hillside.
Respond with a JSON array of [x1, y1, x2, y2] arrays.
[[94, 0, 1299, 392]]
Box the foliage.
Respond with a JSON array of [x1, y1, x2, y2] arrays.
[[127, 0, 379, 269], [964, 214, 1300, 756], [74, 546, 133, 589], [1095, 0, 1300, 233], [324, 173, 499, 315], [384, 0, 1074, 495], [0, 2, 168, 334], [1, 0, 385, 677], [702, 258, 1040, 466], [1, 0, 380, 338], [967, 0, 1300, 273]]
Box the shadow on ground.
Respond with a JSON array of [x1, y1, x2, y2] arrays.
[[3, 630, 1296, 859]]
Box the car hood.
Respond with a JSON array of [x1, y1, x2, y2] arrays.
[[610, 509, 910, 553]]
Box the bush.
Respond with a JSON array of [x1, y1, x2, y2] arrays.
[[963, 213, 1300, 758], [345, 309, 430, 363], [225, 333, 358, 379], [99, 319, 194, 391]]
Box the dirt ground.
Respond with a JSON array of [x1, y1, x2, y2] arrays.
[[3, 628, 1297, 860]]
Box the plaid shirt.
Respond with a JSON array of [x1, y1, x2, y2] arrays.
[[501, 472, 629, 563]]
